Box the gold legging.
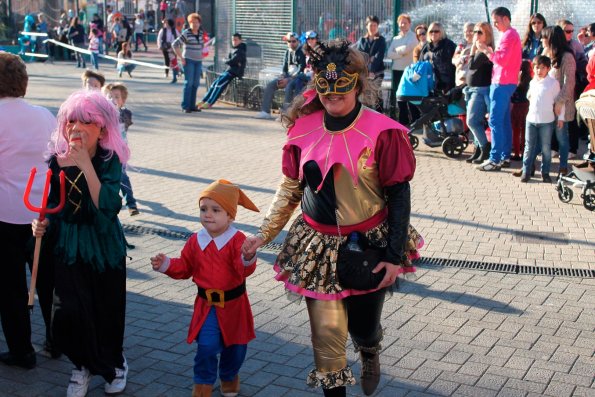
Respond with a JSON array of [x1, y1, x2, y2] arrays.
[[306, 289, 385, 373]]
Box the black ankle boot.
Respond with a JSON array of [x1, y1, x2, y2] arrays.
[[323, 386, 346, 397], [473, 142, 491, 164], [360, 351, 380, 396], [466, 145, 482, 163]]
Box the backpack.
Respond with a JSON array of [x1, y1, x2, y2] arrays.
[[396, 61, 435, 100]]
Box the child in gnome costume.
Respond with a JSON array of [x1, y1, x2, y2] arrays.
[[151, 180, 260, 397]]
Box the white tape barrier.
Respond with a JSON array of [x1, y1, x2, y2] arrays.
[[19, 31, 49, 37], [24, 52, 49, 58], [43, 38, 169, 70]]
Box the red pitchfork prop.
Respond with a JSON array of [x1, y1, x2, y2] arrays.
[[23, 168, 66, 310]]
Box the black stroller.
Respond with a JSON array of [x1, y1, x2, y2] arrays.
[[400, 87, 470, 158]]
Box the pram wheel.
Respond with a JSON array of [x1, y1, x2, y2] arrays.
[[460, 133, 469, 150], [582, 192, 595, 211], [409, 134, 419, 149], [441, 136, 465, 158], [557, 184, 573, 203]]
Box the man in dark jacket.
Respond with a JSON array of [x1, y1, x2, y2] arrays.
[[196, 33, 247, 109], [255, 32, 306, 119]]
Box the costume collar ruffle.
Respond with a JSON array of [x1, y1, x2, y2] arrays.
[[286, 107, 402, 190]]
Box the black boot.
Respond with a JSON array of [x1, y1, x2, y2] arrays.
[[465, 145, 482, 163], [360, 351, 380, 396], [473, 142, 491, 164], [323, 386, 346, 397]]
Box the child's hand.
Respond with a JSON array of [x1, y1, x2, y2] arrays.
[[32, 218, 49, 238], [557, 120, 564, 129], [150, 253, 167, 270], [242, 251, 256, 262], [242, 235, 264, 258]]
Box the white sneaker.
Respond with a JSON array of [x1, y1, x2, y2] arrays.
[[67, 367, 91, 397], [104, 358, 128, 395], [476, 160, 501, 171], [254, 111, 274, 120], [551, 150, 559, 158]]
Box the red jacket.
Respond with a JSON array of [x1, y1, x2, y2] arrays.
[[164, 227, 256, 345]]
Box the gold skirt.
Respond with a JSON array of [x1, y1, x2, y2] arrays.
[[274, 215, 423, 299]]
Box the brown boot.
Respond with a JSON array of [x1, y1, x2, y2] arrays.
[[359, 352, 380, 396], [220, 375, 240, 397], [191, 384, 212, 397]]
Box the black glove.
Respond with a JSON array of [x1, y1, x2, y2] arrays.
[[383, 182, 411, 265]]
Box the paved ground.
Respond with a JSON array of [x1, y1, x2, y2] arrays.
[[0, 56, 594, 397]]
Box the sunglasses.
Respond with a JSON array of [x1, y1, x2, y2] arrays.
[[473, 30, 484, 35], [565, 30, 574, 34], [418, 31, 427, 35], [429, 30, 440, 34]]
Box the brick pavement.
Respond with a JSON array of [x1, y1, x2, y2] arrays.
[[0, 60, 593, 396]]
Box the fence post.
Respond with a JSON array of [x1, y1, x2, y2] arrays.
[[389, 0, 400, 120]]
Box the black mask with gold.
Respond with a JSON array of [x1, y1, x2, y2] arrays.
[[307, 41, 358, 95]]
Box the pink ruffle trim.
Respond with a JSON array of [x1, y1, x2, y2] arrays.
[[273, 263, 417, 301]]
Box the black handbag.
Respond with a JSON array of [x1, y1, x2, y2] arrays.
[[336, 231, 386, 290]]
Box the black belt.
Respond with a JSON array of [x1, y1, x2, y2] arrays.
[[197, 282, 246, 308]]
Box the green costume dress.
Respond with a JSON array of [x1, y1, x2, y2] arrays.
[[45, 147, 127, 382]]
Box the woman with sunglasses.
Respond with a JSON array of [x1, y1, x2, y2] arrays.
[[541, 26, 576, 175], [464, 22, 495, 164], [558, 19, 589, 161], [419, 22, 457, 94], [522, 13, 547, 61]]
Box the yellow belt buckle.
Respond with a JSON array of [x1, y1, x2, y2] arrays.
[[205, 288, 225, 308]]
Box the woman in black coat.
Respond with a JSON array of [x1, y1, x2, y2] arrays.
[[420, 22, 457, 94]]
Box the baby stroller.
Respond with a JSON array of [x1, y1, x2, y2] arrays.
[[397, 61, 469, 157], [556, 165, 595, 211]]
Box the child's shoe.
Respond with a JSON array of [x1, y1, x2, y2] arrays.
[[200, 102, 211, 109], [104, 357, 128, 395], [220, 375, 240, 397], [192, 384, 213, 397], [67, 367, 91, 397]]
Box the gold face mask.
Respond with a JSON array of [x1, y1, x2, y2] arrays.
[[314, 62, 358, 95]]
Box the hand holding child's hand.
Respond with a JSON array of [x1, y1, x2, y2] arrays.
[[32, 218, 49, 238], [242, 236, 264, 259], [150, 253, 167, 271], [554, 102, 563, 116], [557, 120, 564, 129]]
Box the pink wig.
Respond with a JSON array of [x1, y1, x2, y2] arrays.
[[50, 90, 130, 164]]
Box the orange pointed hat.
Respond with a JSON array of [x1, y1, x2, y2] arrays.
[[198, 179, 259, 219]]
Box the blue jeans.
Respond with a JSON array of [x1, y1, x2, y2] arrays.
[[261, 79, 279, 113], [182, 59, 202, 110], [90, 52, 99, 70], [202, 71, 235, 105], [523, 121, 554, 176], [117, 63, 136, 74], [193, 307, 247, 385], [464, 86, 490, 147], [284, 76, 306, 107], [120, 166, 137, 208], [488, 84, 516, 163], [554, 121, 569, 170]]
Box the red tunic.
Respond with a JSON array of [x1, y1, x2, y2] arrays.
[[164, 228, 256, 345]]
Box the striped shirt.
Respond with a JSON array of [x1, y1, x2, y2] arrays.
[[172, 28, 204, 61]]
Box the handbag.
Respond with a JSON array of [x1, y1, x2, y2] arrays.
[[334, 209, 387, 290]]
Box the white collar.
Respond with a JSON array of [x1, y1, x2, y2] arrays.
[[196, 226, 238, 251]]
